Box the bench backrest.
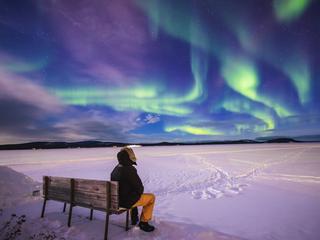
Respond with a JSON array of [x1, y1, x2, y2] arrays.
[[43, 176, 119, 212]]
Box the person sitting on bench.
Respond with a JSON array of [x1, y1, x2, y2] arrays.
[[111, 147, 156, 232]]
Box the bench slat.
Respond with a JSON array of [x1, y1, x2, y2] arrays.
[[47, 192, 70, 202], [74, 191, 107, 199], [48, 186, 70, 194], [74, 197, 107, 209], [48, 176, 70, 187], [74, 179, 107, 194], [74, 191, 107, 202]]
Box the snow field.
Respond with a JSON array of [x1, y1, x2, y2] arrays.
[[1, 143, 320, 239]]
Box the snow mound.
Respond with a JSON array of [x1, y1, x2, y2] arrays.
[[14, 214, 244, 240], [0, 166, 40, 208]]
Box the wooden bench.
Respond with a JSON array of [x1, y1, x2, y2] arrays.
[[40, 176, 130, 240]]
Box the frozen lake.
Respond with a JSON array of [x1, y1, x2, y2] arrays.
[[1, 143, 320, 240]]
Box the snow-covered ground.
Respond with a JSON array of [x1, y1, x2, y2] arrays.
[[1, 143, 320, 239]]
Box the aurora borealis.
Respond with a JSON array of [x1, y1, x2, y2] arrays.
[[0, 0, 319, 144]]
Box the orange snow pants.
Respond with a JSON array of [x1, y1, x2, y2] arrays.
[[132, 193, 155, 222]]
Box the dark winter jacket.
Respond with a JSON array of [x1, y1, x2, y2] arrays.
[[110, 150, 144, 208]]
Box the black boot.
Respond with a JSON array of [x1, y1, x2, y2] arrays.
[[138, 221, 155, 232], [131, 207, 139, 225]]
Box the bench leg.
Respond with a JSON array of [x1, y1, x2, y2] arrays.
[[68, 204, 73, 227], [125, 210, 129, 231], [63, 202, 67, 213], [41, 199, 47, 218], [104, 212, 110, 240], [90, 209, 93, 220]]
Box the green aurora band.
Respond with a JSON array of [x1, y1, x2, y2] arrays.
[[273, 0, 312, 22], [54, 85, 191, 116], [283, 56, 311, 105], [165, 125, 222, 136], [135, 0, 218, 55], [53, 46, 207, 118], [221, 54, 295, 118], [220, 96, 275, 130], [3, 58, 48, 73]]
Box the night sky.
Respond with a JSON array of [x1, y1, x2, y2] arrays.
[[0, 0, 319, 144]]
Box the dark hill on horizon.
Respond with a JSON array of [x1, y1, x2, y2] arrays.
[[0, 135, 319, 150]]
